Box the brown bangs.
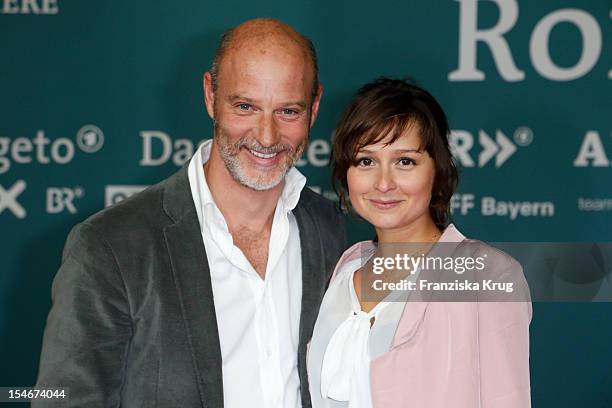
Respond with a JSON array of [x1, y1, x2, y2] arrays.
[[351, 114, 432, 162]]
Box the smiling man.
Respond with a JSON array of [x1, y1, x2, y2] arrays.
[[35, 18, 346, 408]]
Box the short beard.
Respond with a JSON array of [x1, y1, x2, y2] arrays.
[[214, 123, 306, 191]]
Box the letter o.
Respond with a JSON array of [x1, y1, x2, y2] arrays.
[[529, 9, 602, 81], [51, 138, 75, 164]]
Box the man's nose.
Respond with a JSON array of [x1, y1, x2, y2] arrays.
[[257, 112, 281, 147], [374, 167, 396, 193]]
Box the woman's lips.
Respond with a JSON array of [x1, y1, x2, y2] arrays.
[[368, 199, 403, 210]]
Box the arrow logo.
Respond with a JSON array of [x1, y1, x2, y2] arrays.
[[478, 130, 517, 167]]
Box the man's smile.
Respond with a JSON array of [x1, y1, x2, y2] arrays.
[[248, 149, 279, 159]]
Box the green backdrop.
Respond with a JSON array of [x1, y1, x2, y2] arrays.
[[1, 0, 611, 406]]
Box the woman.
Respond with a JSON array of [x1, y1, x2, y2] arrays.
[[308, 78, 531, 408]]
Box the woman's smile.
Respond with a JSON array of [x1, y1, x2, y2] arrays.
[[366, 198, 404, 210]]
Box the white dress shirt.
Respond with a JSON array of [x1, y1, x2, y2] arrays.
[[308, 247, 417, 408], [187, 140, 306, 408]]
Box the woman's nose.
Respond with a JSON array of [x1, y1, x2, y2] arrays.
[[374, 168, 396, 193]]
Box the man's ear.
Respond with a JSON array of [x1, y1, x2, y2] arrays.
[[309, 84, 323, 128], [203, 72, 215, 119]]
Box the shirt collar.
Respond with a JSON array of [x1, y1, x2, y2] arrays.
[[187, 139, 307, 230]]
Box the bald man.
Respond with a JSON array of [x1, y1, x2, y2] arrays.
[[35, 19, 346, 408]]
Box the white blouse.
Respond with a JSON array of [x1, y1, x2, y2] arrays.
[[308, 247, 419, 408]]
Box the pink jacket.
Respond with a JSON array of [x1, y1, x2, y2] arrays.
[[324, 225, 532, 408]]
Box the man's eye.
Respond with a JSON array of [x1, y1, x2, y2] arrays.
[[398, 157, 416, 166], [237, 103, 251, 111], [357, 158, 374, 167], [281, 108, 299, 116]]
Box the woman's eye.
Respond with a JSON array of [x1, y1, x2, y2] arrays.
[[398, 157, 416, 166], [357, 158, 374, 167]]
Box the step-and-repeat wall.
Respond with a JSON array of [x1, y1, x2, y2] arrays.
[[1, 1, 610, 406]]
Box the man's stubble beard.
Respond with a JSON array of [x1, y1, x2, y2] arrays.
[[214, 121, 307, 191]]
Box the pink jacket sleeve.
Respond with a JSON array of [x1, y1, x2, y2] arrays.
[[478, 258, 532, 407]]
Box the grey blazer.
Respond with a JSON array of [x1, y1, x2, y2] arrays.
[[34, 167, 346, 408]]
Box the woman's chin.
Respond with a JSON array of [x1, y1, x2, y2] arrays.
[[369, 219, 408, 234]]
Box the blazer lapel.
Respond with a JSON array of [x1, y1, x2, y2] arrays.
[[162, 168, 224, 408], [294, 203, 326, 343], [391, 224, 466, 348], [293, 203, 325, 406]]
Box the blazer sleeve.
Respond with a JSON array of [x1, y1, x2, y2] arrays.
[[478, 256, 532, 408], [34, 222, 132, 408]]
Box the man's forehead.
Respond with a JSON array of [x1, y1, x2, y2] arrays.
[[223, 61, 312, 100], [217, 43, 314, 90], [218, 19, 314, 78], [224, 37, 310, 67]]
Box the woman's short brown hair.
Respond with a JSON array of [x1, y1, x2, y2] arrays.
[[331, 78, 458, 229]]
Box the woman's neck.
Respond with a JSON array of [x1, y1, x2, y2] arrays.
[[375, 216, 442, 244]]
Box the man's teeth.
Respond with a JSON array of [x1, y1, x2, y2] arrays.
[[249, 149, 278, 159]]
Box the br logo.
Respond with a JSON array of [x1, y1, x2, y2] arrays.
[[0, 180, 27, 219], [46, 187, 84, 214]]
